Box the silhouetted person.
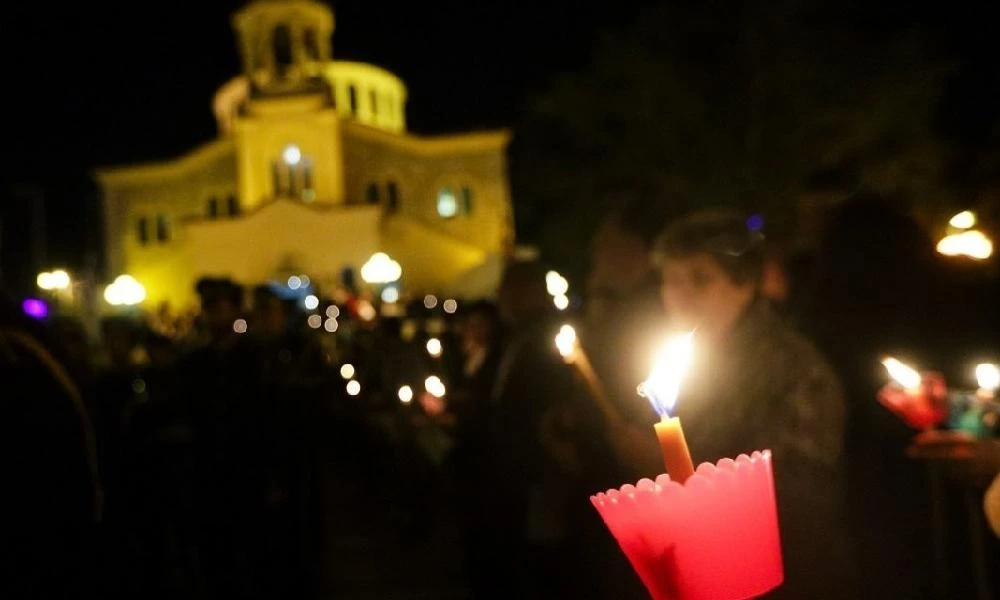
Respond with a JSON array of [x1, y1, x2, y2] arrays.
[[653, 210, 857, 599]]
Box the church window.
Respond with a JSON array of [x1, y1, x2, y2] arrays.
[[366, 182, 380, 204], [272, 161, 284, 196], [137, 217, 149, 245], [273, 24, 293, 71], [156, 214, 170, 243], [207, 197, 219, 218], [349, 85, 358, 114], [304, 29, 320, 60], [461, 186, 474, 215], [387, 181, 400, 213], [227, 195, 239, 216], [437, 188, 458, 218], [302, 163, 314, 201]]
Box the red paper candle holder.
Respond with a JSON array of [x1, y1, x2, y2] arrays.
[[591, 450, 783, 600], [877, 371, 949, 430]]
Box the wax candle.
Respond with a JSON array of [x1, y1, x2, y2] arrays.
[[878, 357, 948, 430], [639, 333, 695, 483]]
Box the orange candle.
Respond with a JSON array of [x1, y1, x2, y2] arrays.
[[653, 416, 695, 484], [640, 332, 696, 483]]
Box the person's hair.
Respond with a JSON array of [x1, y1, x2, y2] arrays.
[[652, 209, 765, 285], [196, 277, 243, 308]]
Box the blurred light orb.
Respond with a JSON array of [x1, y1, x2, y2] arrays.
[[104, 275, 146, 306], [346, 380, 361, 396], [304, 294, 319, 310], [976, 363, 1000, 391], [553, 294, 570, 311], [287, 275, 302, 290], [299, 275, 311, 288], [324, 318, 339, 332], [443, 299, 458, 314], [423, 294, 438, 309], [949, 210, 976, 230], [38, 269, 71, 290], [426, 337, 443, 357], [381, 286, 400, 304], [424, 375, 446, 398], [307, 314, 322, 328], [936, 230, 993, 259], [340, 363, 356, 380], [283, 144, 302, 166], [555, 324, 577, 358], [360, 252, 402, 284], [357, 300, 377, 321], [22, 297, 48, 319], [747, 214, 765, 232], [326, 305, 341, 318], [398, 385, 414, 404], [233, 318, 248, 334], [545, 271, 569, 296], [882, 357, 921, 391]]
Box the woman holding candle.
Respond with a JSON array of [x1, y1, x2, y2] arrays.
[[651, 210, 857, 599]]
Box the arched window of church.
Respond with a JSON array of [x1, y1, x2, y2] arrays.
[[386, 181, 400, 213], [156, 214, 170, 243], [366, 183, 380, 205], [207, 197, 219, 218], [349, 85, 358, 115], [273, 24, 293, 71], [437, 188, 458, 219], [461, 186, 474, 215], [137, 217, 149, 245], [227, 195, 239, 216], [304, 29, 320, 60]]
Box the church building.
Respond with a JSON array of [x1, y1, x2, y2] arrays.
[[96, 0, 513, 309]]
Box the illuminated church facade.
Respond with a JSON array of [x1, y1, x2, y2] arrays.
[[97, 0, 513, 309]]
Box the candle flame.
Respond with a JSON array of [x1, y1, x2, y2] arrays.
[[976, 363, 1000, 392], [555, 324, 577, 360], [882, 357, 921, 392], [424, 375, 446, 398], [638, 332, 694, 418]]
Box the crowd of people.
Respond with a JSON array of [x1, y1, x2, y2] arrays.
[[3, 194, 998, 599]]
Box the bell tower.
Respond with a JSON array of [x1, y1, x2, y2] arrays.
[[232, 0, 335, 96]]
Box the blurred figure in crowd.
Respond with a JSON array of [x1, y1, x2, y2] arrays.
[[653, 209, 856, 599], [1, 292, 101, 598]]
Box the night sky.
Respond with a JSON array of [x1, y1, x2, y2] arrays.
[[2, 1, 1000, 285]]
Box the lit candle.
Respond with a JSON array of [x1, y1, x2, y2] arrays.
[[878, 357, 948, 430], [555, 324, 623, 427], [882, 357, 922, 394], [638, 333, 696, 484]]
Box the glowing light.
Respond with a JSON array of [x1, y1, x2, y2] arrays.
[[437, 189, 458, 218], [443, 299, 458, 314], [131, 379, 146, 394], [304, 294, 319, 310], [340, 364, 356, 379], [307, 314, 322, 328], [553, 294, 570, 311], [233, 318, 248, 334], [326, 305, 340, 318], [38, 270, 71, 291], [936, 230, 993, 259], [424, 375, 446, 398], [22, 298, 48, 319], [381, 286, 400, 304], [346, 380, 361, 396], [555, 324, 577, 359], [287, 275, 302, 290], [104, 275, 146, 306], [639, 332, 695, 417], [299, 275, 311, 288], [545, 271, 569, 296], [747, 214, 765, 232], [423, 294, 438, 309], [360, 252, 402, 284], [283, 144, 302, 166], [357, 300, 377, 321], [976, 363, 1000, 392], [398, 385, 414, 404], [324, 318, 338, 332], [426, 337, 443, 357], [882, 357, 922, 392], [949, 210, 976, 229]]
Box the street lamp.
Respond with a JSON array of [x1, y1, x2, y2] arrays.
[[104, 275, 146, 306], [37, 269, 71, 291], [360, 252, 402, 284]]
